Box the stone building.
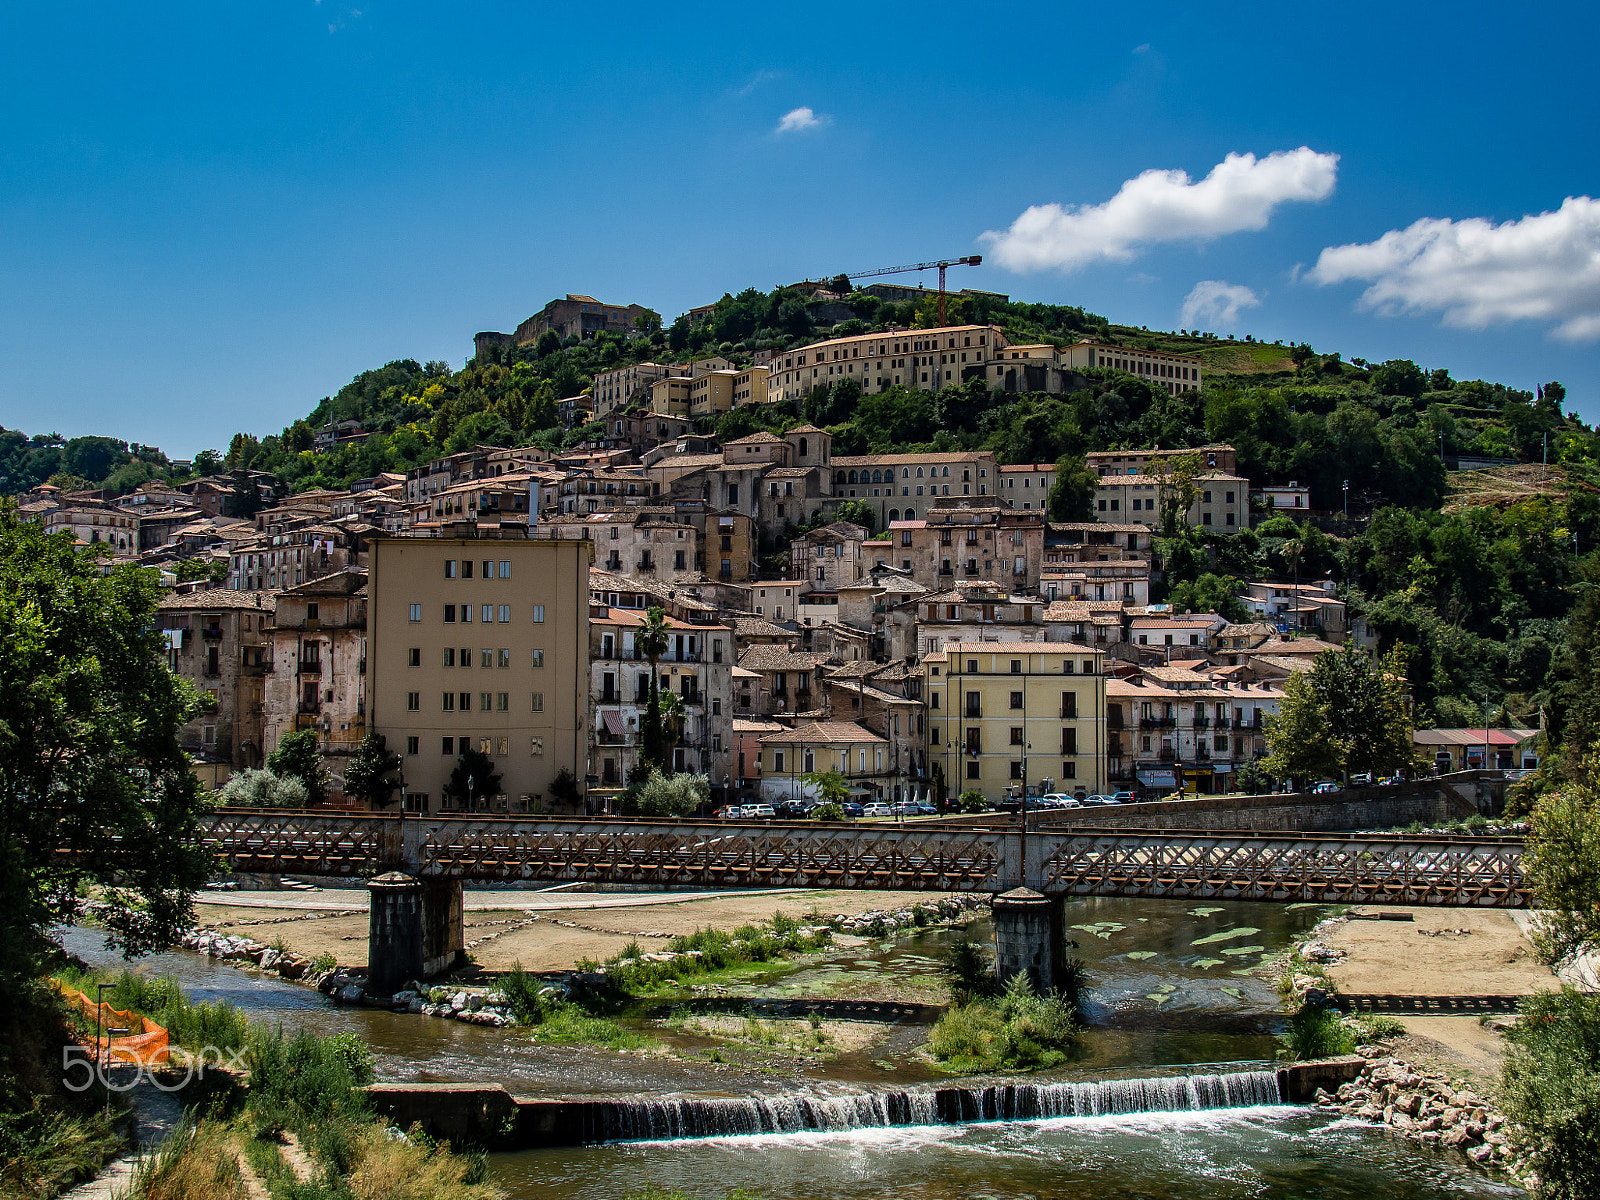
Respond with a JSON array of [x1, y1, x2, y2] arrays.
[[155, 588, 277, 771], [264, 569, 369, 789], [791, 521, 870, 590], [886, 503, 1046, 594]]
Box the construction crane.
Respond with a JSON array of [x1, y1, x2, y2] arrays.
[[834, 255, 983, 328]]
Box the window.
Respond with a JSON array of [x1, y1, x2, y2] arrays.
[[1061, 761, 1076, 779], [409, 603, 422, 622], [480, 691, 493, 712], [462, 560, 474, 579], [1010, 726, 1024, 745], [445, 560, 457, 579], [1009, 691, 1023, 710], [967, 659, 978, 673], [459, 691, 471, 710], [407, 692, 420, 711], [481, 605, 493, 623], [497, 648, 511, 668], [443, 648, 456, 667], [444, 604, 456, 623], [499, 561, 511, 578], [532, 605, 545, 623], [530, 737, 544, 756], [494, 692, 508, 712], [408, 648, 421, 667], [406, 736, 419, 755], [966, 761, 980, 780], [1062, 729, 1078, 755], [442, 737, 455, 755], [460, 646, 471, 667], [531, 648, 545, 668], [442, 692, 456, 711], [481, 649, 494, 669], [530, 692, 544, 712], [1010, 659, 1022, 674], [930, 693, 940, 710], [496, 736, 509, 756]]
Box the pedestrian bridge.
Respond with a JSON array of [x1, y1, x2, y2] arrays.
[[201, 809, 1528, 909]]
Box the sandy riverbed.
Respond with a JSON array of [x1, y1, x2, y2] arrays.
[[193, 889, 968, 974]]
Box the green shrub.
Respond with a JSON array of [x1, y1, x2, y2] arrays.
[[244, 1026, 372, 1136], [1277, 1007, 1357, 1061], [958, 790, 988, 814], [929, 974, 1078, 1071], [942, 940, 998, 1004], [809, 802, 846, 821], [1501, 987, 1600, 1200], [1351, 1013, 1408, 1041]]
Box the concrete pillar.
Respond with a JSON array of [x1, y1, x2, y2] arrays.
[[420, 879, 465, 978], [367, 871, 423, 997], [992, 887, 1065, 995]]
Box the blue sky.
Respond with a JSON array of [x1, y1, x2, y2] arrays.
[[2, 1, 1597, 456]]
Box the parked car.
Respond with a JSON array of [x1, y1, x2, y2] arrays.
[[713, 806, 741, 819], [1348, 773, 1373, 788], [916, 802, 938, 815], [1079, 794, 1114, 806], [774, 799, 811, 819], [862, 801, 893, 817], [1111, 791, 1136, 804], [1312, 781, 1341, 794], [840, 801, 864, 818], [745, 803, 777, 818], [1037, 793, 1067, 809], [890, 800, 922, 816]]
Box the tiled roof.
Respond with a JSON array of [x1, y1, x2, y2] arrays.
[[758, 721, 886, 745], [158, 588, 278, 610], [724, 431, 783, 446], [737, 646, 829, 672]]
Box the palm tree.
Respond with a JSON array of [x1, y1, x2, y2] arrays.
[[636, 606, 671, 772]]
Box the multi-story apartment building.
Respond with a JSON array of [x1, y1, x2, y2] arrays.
[[26, 490, 141, 554], [1043, 599, 1128, 650], [1057, 340, 1203, 395], [1087, 446, 1237, 478], [1107, 672, 1281, 796], [736, 644, 829, 718], [366, 531, 592, 815], [263, 569, 368, 784], [888, 503, 1046, 594], [155, 588, 276, 770], [1040, 558, 1150, 605], [1045, 522, 1152, 560], [791, 521, 870, 589], [756, 720, 892, 805], [1092, 469, 1249, 532], [1242, 582, 1347, 640], [588, 605, 733, 796], [925, 642, 1108, 804], [593, 361, 684, 418], [998, 463, 1058, 509], [829, 450, 997, 528], [894, 582, 1048, 657], [765, 324, 1002, 404], [550, 509, 704, 582]]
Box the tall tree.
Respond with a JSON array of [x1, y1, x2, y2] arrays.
[[266, 729, 331, 806], [1262, 646, 1416, 786], [636, 607, 671, 772], [0, 509, 214, 984], [1047, 455, 1097, 521], [1149, 450, 1203, 538], [342, 732, 401, 808], [443, 746, 502, 809]]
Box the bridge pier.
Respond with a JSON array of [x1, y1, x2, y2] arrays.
[[367, 873, 464, 996], [992, 887, 1066, 996]]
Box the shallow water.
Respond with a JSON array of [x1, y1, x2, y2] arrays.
[[487, 1108, 1521, 1200]]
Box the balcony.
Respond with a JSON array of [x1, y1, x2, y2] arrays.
[[1193, 716, 1210, 729], [1139, 716, 1176, 729], [297, 660, 323, 676], [939, 567, 954, 576], [242, 661, 274, 676], [201, 627, 224, 640], [297, 701, 321, 716], [636, 559, 656, 572], [964, 706, 982, 720], [1059, 705, 1078, 719], [963, 566, 981, 577]]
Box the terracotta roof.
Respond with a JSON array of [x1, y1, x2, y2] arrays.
[[733, 718, 785, 734], [732, 618, 792, 639], [737, 646, 829, 672], [758, 721, 886, 745], [158, 588, 277, 610], [724, 431, 783, 446], [942, 641, 1104, 655]]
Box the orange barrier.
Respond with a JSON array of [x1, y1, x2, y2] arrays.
[[52, 981, 170, 1067]]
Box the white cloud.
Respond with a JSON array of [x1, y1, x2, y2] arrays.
[[1181, 280, 1261, 329], [775, 106, 824, 135], [1133, 42, 1151, 53], [1308, 196, 1600, 342], [981, 147, 1339, 272]]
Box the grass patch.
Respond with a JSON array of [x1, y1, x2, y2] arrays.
[[929, 973, 1079, 1073], [128, 1113, 243, 1200], [52, 964, 250, 1052], [527, 1006, 653, 1052], [1277, 1007, 1357, 1061]]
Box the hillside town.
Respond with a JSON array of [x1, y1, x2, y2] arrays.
[[16, 305, 1528, 817]]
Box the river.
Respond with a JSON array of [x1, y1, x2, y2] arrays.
[[58, 894, 1520, 1199]]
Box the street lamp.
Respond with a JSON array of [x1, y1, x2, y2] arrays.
[[1342, 479, 1349, 518]]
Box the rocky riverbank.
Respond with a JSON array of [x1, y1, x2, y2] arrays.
[[1314, 1048, 1526, 1181]]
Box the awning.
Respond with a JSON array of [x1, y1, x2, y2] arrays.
[[602, 710, 626, 736], [1136, 769, 1177, 787]]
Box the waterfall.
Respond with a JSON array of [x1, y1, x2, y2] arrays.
[[597, 1069, 1282, 1142]]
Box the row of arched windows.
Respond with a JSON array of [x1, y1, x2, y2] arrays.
[[836, 466, 952, 485]]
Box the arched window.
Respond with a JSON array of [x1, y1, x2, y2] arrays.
[[799, 437, 808, 457], [917, 467, 924, 477], [835, 471, 846, 484], [888, 509, 899, 522], [902, 468, 910, 478], [904, 507, 914, 520], [872, 470, 882, 483], [942, 467, 949, 477], [849, 471, 858, 483]]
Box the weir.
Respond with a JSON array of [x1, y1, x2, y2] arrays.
[[365, 1067, 1292, 1148]]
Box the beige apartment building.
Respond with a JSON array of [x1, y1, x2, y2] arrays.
[[367, 532, 592, 815], [155, 588, 277, 771], [593, 361, 683, 418], [999, 463, 1058, 510], [887, 503, 1046, 593], [766, 325, 1003, 403], [925, 642, 1108, 803], [1057, 341, 1203, 395]]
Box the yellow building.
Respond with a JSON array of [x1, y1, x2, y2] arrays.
[[1057, 341, 1203, 395], [766, 325, 1003, 403], [925, 641, 1107, 802], [650, 377, 693, 417], [367, 532, 593, 815]]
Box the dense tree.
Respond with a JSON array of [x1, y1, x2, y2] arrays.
[[0, 511, 214, 985], [622, 770, 710, 817], [636, 607, 671, 772], [218, 768, 308, 809], [443, 746, 502, 808], [342, 732, 401, 808], [800, 769, 850, 804], [266, 729, 331, 806], [1262, 646, 1416, 785], [1047, 455, 1096, 522]]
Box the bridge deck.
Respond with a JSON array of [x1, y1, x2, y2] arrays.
[[198, 810, 1527, 907]]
